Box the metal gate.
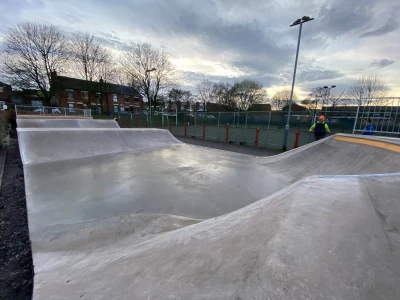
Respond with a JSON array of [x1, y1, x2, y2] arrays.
[[353, 98, 400, 137]]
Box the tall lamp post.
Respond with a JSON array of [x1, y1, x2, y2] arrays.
[[282, 16, 314, 151], [145, 68, 156, 126], [323, 85, 336, 116]]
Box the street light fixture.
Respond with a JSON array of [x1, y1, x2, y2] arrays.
[[282, 16, 314, 151], [145, 68, 156, 126], [323, 85, 336, 115]]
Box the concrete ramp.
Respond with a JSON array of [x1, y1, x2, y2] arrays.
[[16, 123, 400, 300], [17, 118, 119, 129], [18, 128, 180, 165], [33, 175, 400, 300]]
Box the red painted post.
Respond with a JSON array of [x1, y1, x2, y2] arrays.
[[184, 123, 187, 137], [156, 122, 159, 128], [255, 128, 260, 147], [294, 130, 300, 148], [169, 124, 172, 132], [225, 125, 229, 143], [202, 125, 206, 140], [136, 121, 138, 128], [146, 122, 148, 128]]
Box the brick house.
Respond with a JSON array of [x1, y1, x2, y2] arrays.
[[0, 81, 12, 108], [52, 73, 144, 114]]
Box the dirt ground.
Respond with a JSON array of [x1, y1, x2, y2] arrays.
[[0, 132, 33, 300]]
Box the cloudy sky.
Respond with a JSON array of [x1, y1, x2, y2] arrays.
[[0, 0, 399, 98]]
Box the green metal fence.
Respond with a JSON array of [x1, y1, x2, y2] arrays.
[[93, 110, 358, 150]]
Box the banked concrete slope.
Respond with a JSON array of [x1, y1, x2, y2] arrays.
[[17, 118, 120, 129], [33, 175, 400, 300], [18, 128, 181, 164]]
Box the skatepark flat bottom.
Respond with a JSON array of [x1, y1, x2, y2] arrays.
[[16, 121, 400, 300]]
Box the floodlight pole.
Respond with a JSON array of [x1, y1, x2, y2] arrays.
[[282, 17, 314, 151]]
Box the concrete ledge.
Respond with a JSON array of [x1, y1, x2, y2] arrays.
[[17, 115, 92, 119], [334, 135, 400, 152]]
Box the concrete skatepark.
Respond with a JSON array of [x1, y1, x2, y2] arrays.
[[17, 117, 400, 299]]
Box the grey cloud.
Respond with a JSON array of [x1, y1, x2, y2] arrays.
[[297, 65, 344, 83], [370, 58, 395, 68], [360, 18, 399, 38], [94, 36, 130, 51], [315, 0, 375, 38]]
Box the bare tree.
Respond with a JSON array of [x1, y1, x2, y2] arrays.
[[167, 88, 185, 111], [348, 74, 390, 106], [271, 89, 298, 110], [71, 32, 112, 81], [212, 83, 237, 111], [70, 32, 116, 109], [1, 22, 70, 106], [232, 79, 264, 111], [327, 89, 347, 110], [181, 90, 194, 111], [121, 42, 176, 110], [197, 79, 214, 111]]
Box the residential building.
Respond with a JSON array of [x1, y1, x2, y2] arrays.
[[248, 103, 272, 111], [52, 73, 144, 114]]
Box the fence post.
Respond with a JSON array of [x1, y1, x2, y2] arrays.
[[352, 104, 360, 134], [146, 122, 148, 128], [263, 111, 271, 148], [156, 122, 159, 128], [136, 120, 138, 128], [244, 112, 248, 143], [255, 128, 259, 147], [169, 124, 172, 132], [184, 123, 187, 137], [130, 113, 133, 128], [294, 130, 300, 148], [225, 124, 229, 143], [202, 125, 206, 140], [176, 109, 178, 126], [217, 112, 221, 141]]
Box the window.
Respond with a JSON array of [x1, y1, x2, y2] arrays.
[[67, 90, 74, 99], [135, 106, 140, 113], [0, 87, 3, 92], [68, 103, 74, 110], [113, 105, 119, 112], [113, 94, 118, 102], [134, 96, 139, 104], [96, 93, 101, 102], [120, 106, 125, 112], [82, 91, 88, 99], [125, 95, 130, 103]]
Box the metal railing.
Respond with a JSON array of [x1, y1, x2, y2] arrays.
[[15, 105, 92, 117], [353, 98, 400, 137]]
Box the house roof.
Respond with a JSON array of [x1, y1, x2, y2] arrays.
[[55, 76, 142, 97]]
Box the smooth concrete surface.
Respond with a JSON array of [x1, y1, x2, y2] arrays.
[[16, 122, 400, 300], [33, 176, 400, 300], [18, 128, 180, 165], [17, 118, 119, 129]]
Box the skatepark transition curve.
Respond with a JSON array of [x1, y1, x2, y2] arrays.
[[17, 118, 400, 300]]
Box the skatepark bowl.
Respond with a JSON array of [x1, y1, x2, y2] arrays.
[[17, 117, 400, 300]]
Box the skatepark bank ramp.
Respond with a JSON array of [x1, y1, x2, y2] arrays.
[[16, 120, 400, 300]]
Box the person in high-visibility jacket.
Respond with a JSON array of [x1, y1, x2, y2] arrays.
[[309, 115, 330, 141]]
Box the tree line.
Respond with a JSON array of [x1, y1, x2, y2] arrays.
[[0, 22, 392, 111]]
